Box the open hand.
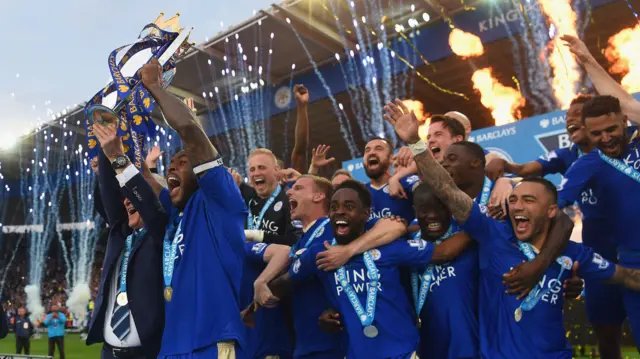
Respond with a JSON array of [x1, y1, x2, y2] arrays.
[[145, 146, 163, 168], [92, 122, 125, 161], [311, 145, 336, 168], [316, 241, 353, 271], [503, 260, 546, 300], [384, 99, 421, 144], [560, 34, 593, 65]]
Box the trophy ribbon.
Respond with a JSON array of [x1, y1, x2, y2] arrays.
[[83, 23, 192, 166]]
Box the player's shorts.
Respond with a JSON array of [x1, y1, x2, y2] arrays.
[[584, 278, 627, 325], [159, 341, 237, 359]]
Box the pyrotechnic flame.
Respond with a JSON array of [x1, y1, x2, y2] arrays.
[[538, 0, 581, 109], [472, 68, 526, 126], [448, 29, 484, 58], [605, 24, 640, 93], [402, 100, 431, 140]]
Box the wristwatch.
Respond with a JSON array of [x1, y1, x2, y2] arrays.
[[111, 155, 130, 170]]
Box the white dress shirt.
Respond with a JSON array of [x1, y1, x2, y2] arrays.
[[103, 252, 142, 347]]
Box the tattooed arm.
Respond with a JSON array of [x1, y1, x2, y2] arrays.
[[412, 150, 474, 224], [383, 100, 474, 223], [609, 266, 640, 291], [140, 59, 218, 166]]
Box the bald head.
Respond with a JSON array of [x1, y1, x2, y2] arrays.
[[445, 111, 472, 139]]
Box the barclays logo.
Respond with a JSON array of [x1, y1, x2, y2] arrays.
[[348, 164, 354, 172], [540, 119, 550, 129]]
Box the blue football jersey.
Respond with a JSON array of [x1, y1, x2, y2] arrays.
[[158, 166, 247, 355], [462, 203, 616, 359], [288, 218, 344, 358], [535, 145, 581, 176], [290, 239, 435, 359], [367, 175, 420, 224], [239, 242, 293, 359], [413, 224, 479, 359], [558, 138, 640, 264]]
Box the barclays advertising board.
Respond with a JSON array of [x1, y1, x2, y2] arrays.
[[343, 92, 640, 184], [342, 110, 570, 185]]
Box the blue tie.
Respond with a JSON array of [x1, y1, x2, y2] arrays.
[[110, 231, 141, 340]]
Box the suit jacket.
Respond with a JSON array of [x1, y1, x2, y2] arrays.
[[0, 305, 7, 339], [87, 153, 167, 359]]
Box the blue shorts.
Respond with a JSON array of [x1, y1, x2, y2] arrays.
[[584, 279, 627, 325], [158, 342, 237, 359]]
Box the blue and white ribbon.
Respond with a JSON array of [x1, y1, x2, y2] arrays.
[[332, 238, 379, 328]]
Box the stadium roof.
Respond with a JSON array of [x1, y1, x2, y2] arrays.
[[0, 0, 637, 179]]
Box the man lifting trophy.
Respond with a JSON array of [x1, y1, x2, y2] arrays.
[[84, 13, 192, 168]]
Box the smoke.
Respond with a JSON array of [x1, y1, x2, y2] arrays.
[[25, 284, 44, 321], [66, 282, 91, 318]]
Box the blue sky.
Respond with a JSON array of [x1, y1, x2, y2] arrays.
[[0, 0, 274, 140]]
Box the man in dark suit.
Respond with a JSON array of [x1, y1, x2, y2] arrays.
[[86, 122, 168, 359]]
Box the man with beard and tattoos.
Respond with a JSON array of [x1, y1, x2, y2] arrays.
[[556, 95, 640, 350], [486, 93, 632, 359], [386, 97, 640, 359], [363, 138, 420, 224]]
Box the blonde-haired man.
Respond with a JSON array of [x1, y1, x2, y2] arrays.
[[241, 148, 300, 245]]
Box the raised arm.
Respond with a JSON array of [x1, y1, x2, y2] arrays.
[[562, 34, 640, 123], [96, 151, 127, 227], [485, 158, 543, 182], [316, 217, 407, 271], [291, 85, 310, 174], [308, 145, 336, 176], [140, 58, 218, 166], [93, 122, 169, 240], [384, 99, 474, 223]]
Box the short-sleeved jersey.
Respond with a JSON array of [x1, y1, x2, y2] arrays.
[[535, 144, 581, 176], [413, 223, 479, 359], [367, 175, 420, 224], [239, 242, 292, 359], [288, 218, 344, 358], [158, 165, 247, 355], [558, 138, 640, 264], [462, 203, 616, 359], [290, 239, 435, 359]]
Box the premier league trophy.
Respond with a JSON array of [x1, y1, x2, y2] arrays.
[[84, 13, 192, 167]]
